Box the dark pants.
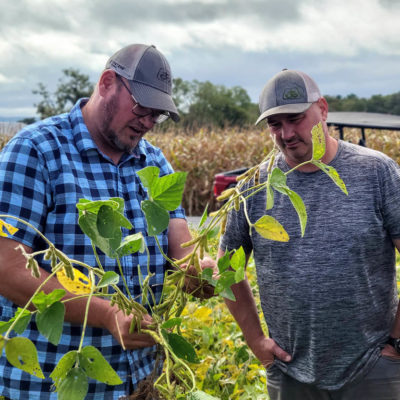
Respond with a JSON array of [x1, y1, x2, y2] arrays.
[[267, 357, 400, 400]]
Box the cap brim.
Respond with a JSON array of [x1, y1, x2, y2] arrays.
[[255, 103, 313, 125], [129, 81, 180, 122]]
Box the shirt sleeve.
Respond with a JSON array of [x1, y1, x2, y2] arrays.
[[0, 136, 50, 247]]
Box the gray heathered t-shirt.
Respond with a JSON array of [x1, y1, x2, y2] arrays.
[[220, 140, 400, 390]]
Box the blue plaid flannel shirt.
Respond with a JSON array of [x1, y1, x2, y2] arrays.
[[0, 99, 186, 400]]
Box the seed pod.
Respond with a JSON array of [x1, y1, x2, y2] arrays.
[[180, 236, 201, 249], [220, 213, 227, 235], [43, 248, 53, 261], [30, 258, 41, 279], [62, 261, 75, 281], [199, 239, 205, 260], [267, 154, 276, 173], [216, 187, 236, 201], [194, 253, 201, 274], [131, 300, 148, 315], [234, 196, 240, 211], [51, 252, 58, 269], [129, 315, 137, 334], [174, 252, 193, 265], [236, 166, 257, 182]]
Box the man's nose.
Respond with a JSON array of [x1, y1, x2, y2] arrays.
[[280, 122, 295, 140], [139, 114, 156, 129]]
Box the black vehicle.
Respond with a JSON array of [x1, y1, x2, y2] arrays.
[[213, 112, 400, 198]]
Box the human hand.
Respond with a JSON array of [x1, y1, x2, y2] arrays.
[[251, 336, 292, 369], [105, 307, 156, 350], [182, 256, 217, 300], [381, 343, 400, 360]]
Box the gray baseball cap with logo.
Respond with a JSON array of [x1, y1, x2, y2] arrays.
[[106, 44, 180, 122], [255, 69, 321, 125]]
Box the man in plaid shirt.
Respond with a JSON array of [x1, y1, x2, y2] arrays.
[[0, 44, 210, 399]]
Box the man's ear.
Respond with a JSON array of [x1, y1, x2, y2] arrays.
[[317, 97, 329, 121], [98, 70, 118, 97]]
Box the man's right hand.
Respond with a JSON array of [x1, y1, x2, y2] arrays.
[[105, 306, 156, 350], [251, 336, 292, 369]]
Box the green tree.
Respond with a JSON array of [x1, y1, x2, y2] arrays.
[[33, 68, 94, 119]]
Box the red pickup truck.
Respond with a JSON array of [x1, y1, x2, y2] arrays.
[[213, 112, 400, 198]]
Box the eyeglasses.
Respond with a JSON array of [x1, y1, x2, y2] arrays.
[[116, 75, 170, 124]]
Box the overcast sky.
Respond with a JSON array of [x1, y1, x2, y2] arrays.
[[0, 0, 399, 119]]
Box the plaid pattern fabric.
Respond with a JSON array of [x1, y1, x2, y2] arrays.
[[0, 99, 185, 400]]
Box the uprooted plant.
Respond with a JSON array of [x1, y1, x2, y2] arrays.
[[0, 122, 347, 400]]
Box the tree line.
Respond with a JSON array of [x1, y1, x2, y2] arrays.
[[24, 68, 400, 128]]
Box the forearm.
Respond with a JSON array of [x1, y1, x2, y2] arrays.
[[0, 238, 114, 330], [225, 277, 266, 347]]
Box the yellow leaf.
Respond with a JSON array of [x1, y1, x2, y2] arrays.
[[253, 215, 289, 242], [56, 267, 93, 295], [311, 122, 326, 160], [0, 219, 18, 237], [193, 306, 212, 321]]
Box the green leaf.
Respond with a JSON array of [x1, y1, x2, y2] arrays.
[[115, 232, 145, 257], [266, 180, 274, 210], [97, 271, 120, 288], [230, 247, 245, 272], [214, 269, 238, 300], [13, 308, 32, 335], [141, 200, 170, 236], [253, 215, 289, 242], [152, 171, 187, 211], [136, 166, 160, 190], [79, 211, 121, 257], [50, 350, 78, 384], [0, 308, 32, 335], [235, 345, 250, 363], [206, 225, 220, 240], [311, 122, 326, 160], [198, 204, 209, 228], [5, 337, 45, 378], [76, 198, 121, 215], [269, 168, 307, 236], [188, 391, 220, 400], [269, 167, 287, 188], [79, 345, 123, 385], [32, 289, 66, 313], [312, 160, 348, 195], [162, 330, 200, 364], [57, 367, 88, 400], [201, 268, 216, 286], [217, 250, 232, 274], [0, 335, 5, 355], [36, 301, 65, 346], [96, 205, 132, 238], [161, 317, 182, 329]]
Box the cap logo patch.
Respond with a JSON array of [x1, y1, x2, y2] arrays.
[[110, 60, 126, 71], [157, 68, 171, 84], [283, 85, 305, 100]]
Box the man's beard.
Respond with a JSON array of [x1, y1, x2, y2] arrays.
[[101, 94, 137, 154]]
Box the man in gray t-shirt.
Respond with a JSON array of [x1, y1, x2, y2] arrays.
[[219, 70, 400, 399]]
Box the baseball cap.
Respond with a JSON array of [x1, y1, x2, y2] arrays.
[[106, 44, 180, 122], [255, 69, 321, 125]]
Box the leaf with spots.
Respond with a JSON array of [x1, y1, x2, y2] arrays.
[[78, 345, 122, 385], [5, 337, 45, 379], [56, 267, 93, 295], [311, 122, 326, 160], [253, 215, 289, 242]]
